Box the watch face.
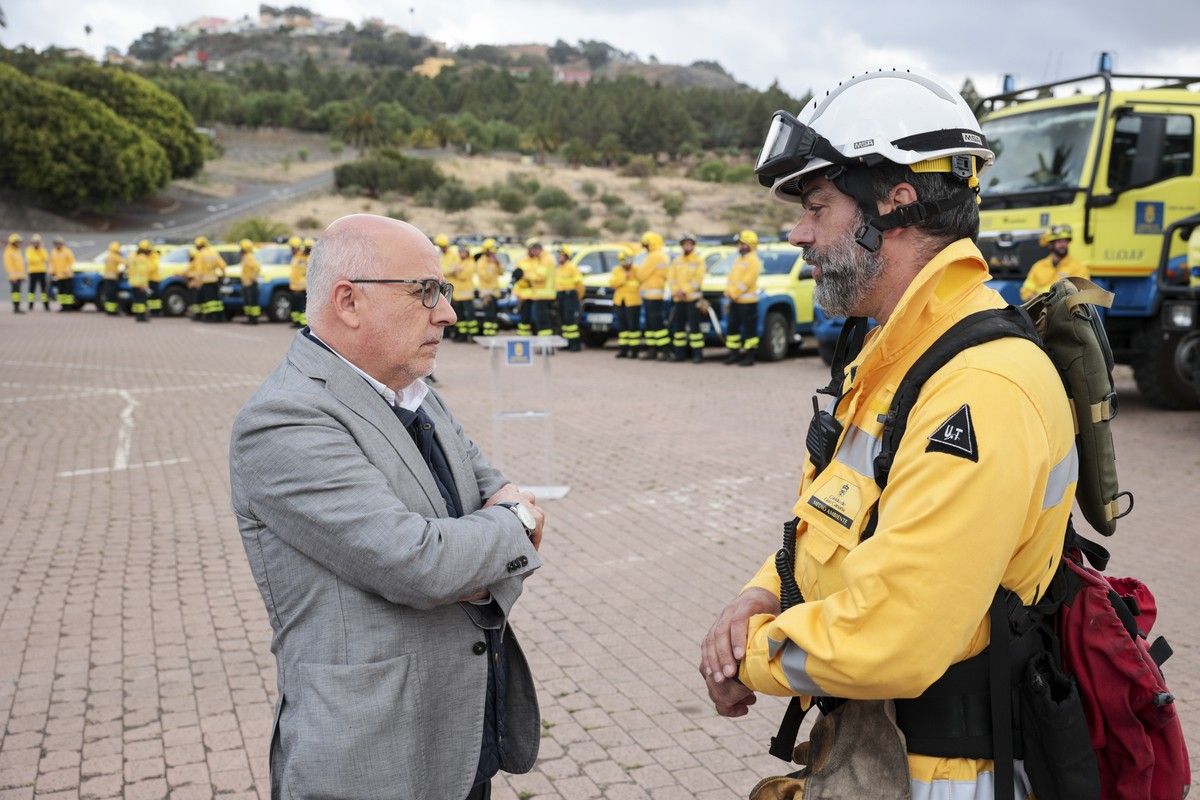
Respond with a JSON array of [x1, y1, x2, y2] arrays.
[[514, 503, 537, 531]]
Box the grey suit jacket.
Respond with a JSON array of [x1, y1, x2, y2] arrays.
[[229, 333, 541, 800]]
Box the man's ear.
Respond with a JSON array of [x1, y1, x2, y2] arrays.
[[877, 181, 919, 215], [330, 280, 361, 328]]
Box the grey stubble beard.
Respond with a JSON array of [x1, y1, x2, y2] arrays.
[[806, 226, 884, 318]]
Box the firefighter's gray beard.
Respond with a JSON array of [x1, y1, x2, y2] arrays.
[[806, 225, 884, 318]]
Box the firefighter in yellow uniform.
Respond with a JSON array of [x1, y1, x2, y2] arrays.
[[554, 244, 584, 351], [147, 246, 163, 316], [668, 233, 707, 362], [239, 239, 262, 325], [6, 233, 26, 314], [518, 239, 556, 337], [289, 237, 310, 328], [447, 243, 477, 341], [194, 236, 226, 322], [434, 233, 460, 339], [724, 230, 762, 366], [611, 246, 642, 358], [635, 231, 670, 359], [1020, 224, 1089, 301], [50, 237, 76, 311], [24, 234, 50, 310], [475, 238, 503, 337], [101, 241, 126, 316], [184, 248, 202, 318], [128, 240, 154, 323], [702, 69, 1076, 800]]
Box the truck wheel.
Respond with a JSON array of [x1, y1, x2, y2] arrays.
[[582, 331, 610, 348], [267, 289, 292, 323], [1131, 321, 1200, 410], [759, 311, 791, 361], [161, 286, 188, 317]]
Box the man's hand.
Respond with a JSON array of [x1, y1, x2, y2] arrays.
[[704, 673, 757, 717], [459, 589, 490, 603], [486, 484, 546, 551], [701, 588, 781, 685]]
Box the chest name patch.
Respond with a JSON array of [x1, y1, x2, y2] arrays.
[[926, 404, 979, 462]]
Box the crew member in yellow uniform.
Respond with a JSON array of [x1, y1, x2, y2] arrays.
[[184, 248, 202, 318], [147, 246, 163, 316], [554, 244, 584, 351], [1020, 224, 1088, 301], [6, 234, 26, 314], [475, 238, 503, 337], [611, 246, 642, 358], [635, 231, 670, 359], [239, 239, 262, 325], [101, 241, 126, 316], [723, 230, 761, 366], [49, 237, 76, 311], [24, 234, 50, 310], [447, 243, 477, 341], [289, 237, 311, 327], [701, 69, 1076, 800], [434, 233, 460, 339], [668, 233, 706, 363], [128, 240, 154, 323], [517, 239, 556, 337], [194, 236, 226, 322]]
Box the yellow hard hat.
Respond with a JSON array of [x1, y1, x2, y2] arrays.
[[434, 233, 450, 248], [641, 231, 663, 249], [303, 238, 315, 248], [288, 236, 302, 249], [481, 237, 498, 253], [108, 240, 121, 252], [525, 237, 543, 249], [737, 229, 758, 247], [1039, 224, 1073, 246], [556, 243, 572, 257], [194, 236, 209, 248], [240, 239, 255, 252], [618, 246, 634, 263], [8, 233, 22, 244], [137, 239, 151, 250]]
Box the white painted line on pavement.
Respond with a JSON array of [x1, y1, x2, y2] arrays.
[[0, 359, 259, 380], [114, 390, 139, 471], [58, 457, 192, 478]]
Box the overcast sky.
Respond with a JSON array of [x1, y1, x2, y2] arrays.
[[3, 0, 1199, 100]]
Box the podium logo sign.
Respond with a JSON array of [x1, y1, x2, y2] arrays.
[[506, 338, 533, 366]]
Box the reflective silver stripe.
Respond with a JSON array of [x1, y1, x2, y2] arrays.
[[779, 641, 823, 695], [835, 424, 882, 479], [910, 762, 1031, 800], [1043, 445, 1079, 510]]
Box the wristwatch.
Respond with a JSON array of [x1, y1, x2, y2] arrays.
[[498, 502, 537, 539]]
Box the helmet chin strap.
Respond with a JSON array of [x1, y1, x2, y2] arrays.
[[825, 156, 980, 253]]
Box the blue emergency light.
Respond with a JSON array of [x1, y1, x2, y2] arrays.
[[1002, 74, 1015, 93], [1098, 52, 1113, 73]]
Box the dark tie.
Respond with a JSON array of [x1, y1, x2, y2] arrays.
[[392, 405, 463, 518]]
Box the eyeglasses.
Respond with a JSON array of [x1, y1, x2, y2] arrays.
[[349, 278, 453, 309]]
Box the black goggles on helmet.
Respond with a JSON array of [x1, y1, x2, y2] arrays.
[[754, 110, 861, 188]]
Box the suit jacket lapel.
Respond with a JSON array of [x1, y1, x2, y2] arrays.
[[422, 397, 479, 514], [286, 333, 447, 515]]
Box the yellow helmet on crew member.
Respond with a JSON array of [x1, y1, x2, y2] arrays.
[[434, 233, 450, 248], [30, 234, 42, 244], [7, 233, 21, 245], [288, 236, 302, 249], [481, 237, 498, 253], [1039, 224, 1073, 247], [303, 238, 315, 251], [137, 239, 152, 251], [736, 229, 759, 248], [194, 236, 209, 248], [108, 240, 121, 252], [240, 239, 255, 252], [640, 231, 664, 250], [617, 246, 635, 264]]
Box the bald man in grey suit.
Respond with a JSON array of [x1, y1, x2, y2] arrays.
[[230, 215, 545, 800]]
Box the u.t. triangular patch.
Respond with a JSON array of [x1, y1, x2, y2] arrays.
[[925, 404, 978, 462]]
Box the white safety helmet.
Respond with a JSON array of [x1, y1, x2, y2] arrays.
[[755, 69, 994, 251]]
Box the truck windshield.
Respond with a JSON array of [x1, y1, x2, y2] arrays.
[[980, 103, 1097, 203]]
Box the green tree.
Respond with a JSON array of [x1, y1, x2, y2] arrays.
[[128, 26, 175, 61], [560, 137, 594, 167], [45, 62, 205, 178], [661, 193, 684, 223], [226, 217, 290, 242], [0, 64, 170, 209]]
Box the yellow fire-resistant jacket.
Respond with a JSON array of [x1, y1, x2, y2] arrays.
[[4, 244, 25, 280], [635, 247, 669, 300], [668, 251, 706, 301], [102, 250, 125, 280], [241, 252, 261, 286], [439, 248, 461, 281], [289, 253, 308, 291], [476, 255, 502, 297], [555, 261, 584, 298], [49, 246, 75, 280], [25, 246, 48, 274], [610, 264, 641, 307], [1020, 254, 1089, 301], [519, 254, 556, 300], [127, 252, 153, 289], [447, 255, 476, 302], [196, 248, 225, 285], [738, 239, 1075, 798], [726, 252, 761, 303]]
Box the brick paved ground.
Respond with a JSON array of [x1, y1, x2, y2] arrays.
[[0, 309, 1196, 799]]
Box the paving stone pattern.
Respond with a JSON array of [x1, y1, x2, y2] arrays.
[[0, 310, 1197, 799]]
